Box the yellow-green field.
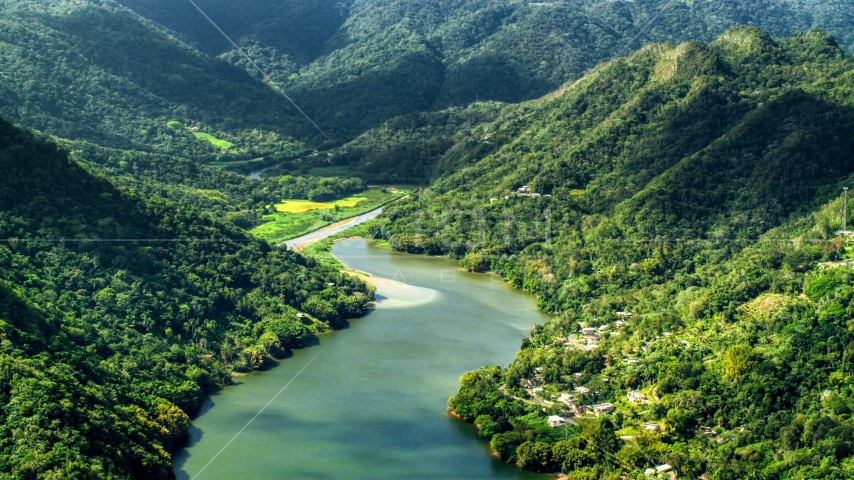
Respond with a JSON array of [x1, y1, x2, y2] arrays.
[[275, 197, 366, 213], [252, 188, 412, 244]]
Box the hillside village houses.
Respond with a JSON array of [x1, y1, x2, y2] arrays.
[[590, 403, 615, 416], [627, 390, 648, 404], [515, 185, 551, 198]]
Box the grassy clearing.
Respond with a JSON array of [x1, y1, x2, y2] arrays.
[[192, 131, 234, 150], [252, 215, 329, 243], [251, 187, 413, 244]]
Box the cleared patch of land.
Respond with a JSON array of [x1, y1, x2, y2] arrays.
[[192, 131, 233, 150], [251, 187, 412, 244], [275, 197, 365, 214]]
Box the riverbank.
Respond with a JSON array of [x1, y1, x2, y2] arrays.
[[173, 239, 550, 480], [302, 223, 377, 268], [284, 210, 383, 252]]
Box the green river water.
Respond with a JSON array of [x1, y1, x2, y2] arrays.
[[174, 239, 550, 480]]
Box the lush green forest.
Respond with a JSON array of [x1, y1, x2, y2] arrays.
[[374, 27, 854, 478], [2, 0, 854, 477], [60, 139, 369, 228], [0, 0, 320, 165], [119, 0, 854, 139], [0, 116, 374, 478], [1, 0, 854, 181], [328, 101, 507, 184]]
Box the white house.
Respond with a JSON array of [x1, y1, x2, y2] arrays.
[[644, 423, 660, 432], [547, 416, 567, 428]]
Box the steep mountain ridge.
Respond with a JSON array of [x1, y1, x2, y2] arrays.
[[124, 0, 854, 134], [374, 28, 854, 478], [2, 0, 854, 167]]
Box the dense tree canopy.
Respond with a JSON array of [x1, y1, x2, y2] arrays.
[[376, 28, 854, 478], [2, 0, 854, 181], [0, 116, 373, 478], [2, 0, 854, 477]]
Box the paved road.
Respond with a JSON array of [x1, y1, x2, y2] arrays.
[[283, 207, 384, 251]]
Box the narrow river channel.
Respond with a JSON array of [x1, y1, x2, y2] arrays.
[[173, 239, 550, 480]]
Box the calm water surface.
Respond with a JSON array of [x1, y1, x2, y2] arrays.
[[174, 239, 550, 480]]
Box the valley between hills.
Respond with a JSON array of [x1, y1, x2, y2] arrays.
[[2, 1, 854, 479]]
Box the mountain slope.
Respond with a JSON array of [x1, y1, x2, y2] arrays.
[[0, 116, 373, 478], [375, 28, 854, 478], [0, 0, 319, 163], [117, 0, 854, 138], [3, 0, 854, 164]]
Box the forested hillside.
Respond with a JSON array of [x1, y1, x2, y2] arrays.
[[3, 1, 854, 476], [0, 0, 319, 167], [1, 0, 853, 174], [326, 100, 506, 184], [0, 116, 373, 478], [117, 0, 854, 140], [375, 28, 854, 478]]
